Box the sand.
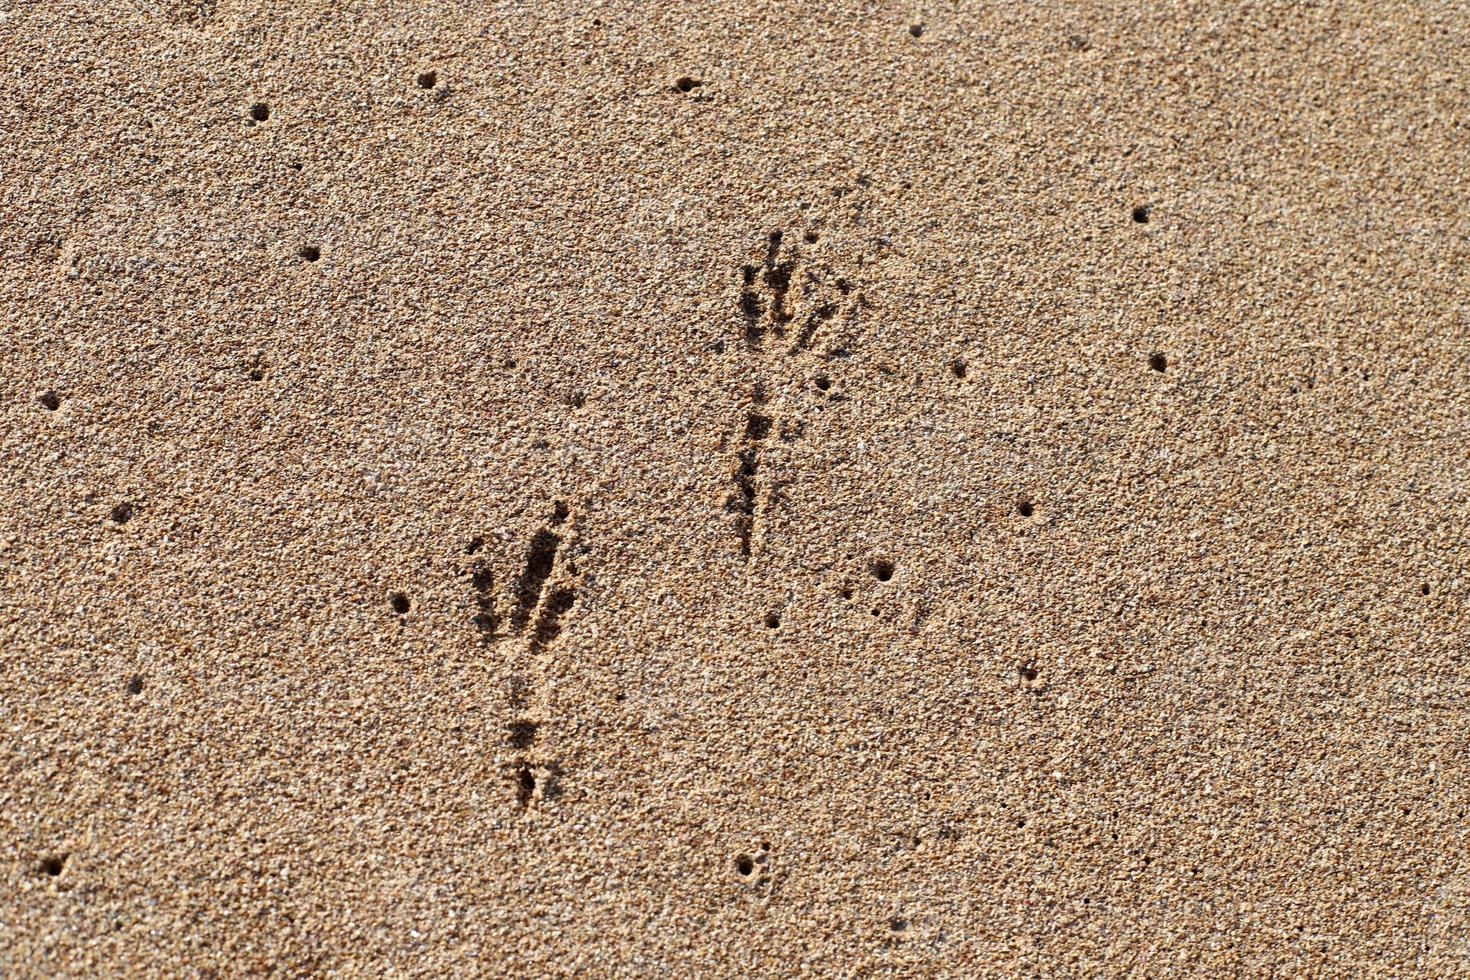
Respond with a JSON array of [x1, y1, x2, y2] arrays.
[[3, 0, 1469, 974]]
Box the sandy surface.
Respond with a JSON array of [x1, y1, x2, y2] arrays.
[[3, 0, 1469, 974]]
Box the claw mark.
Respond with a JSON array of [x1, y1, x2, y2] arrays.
[[740, 266, 764, 345], [531, 587, 578, 652], [763, 231, 795, 335], [512, 763, 537, 807], [510, 530, 560, 632], [730, 448, 759, 558], [510, 760, 563, 809], [471, 561, 499, 640], [764, 229, 783, 267], [728, 407, 771, 560]]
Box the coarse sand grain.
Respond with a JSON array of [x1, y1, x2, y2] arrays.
[[3, 1, 1470, 975]]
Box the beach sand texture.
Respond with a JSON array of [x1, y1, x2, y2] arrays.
[[3, 1, 1469, 974]]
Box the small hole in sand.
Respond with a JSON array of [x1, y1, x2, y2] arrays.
[[803, 231, 819, 244], [951, 359, 967, 379], [390, 592, 411, 615], [909, 24, 924, 37], [466, 537, 484, 555], [1421, 583, 1430, 596], [673, 76, 701, 93], [1017, 500, 1034, 518], [299, 245, 321, 262], [126, 674, 144, 695], [514, 765, 536, 806], [764, 611, 781, 629], [248, 102, 270, 122], [552, 500, 570, 523], [735, 855, 755, 876], [814, 376, 831, 391], [1132, 204, 1151, 223], [248, 368, 264, 381], [41, 856, 65, 877], [416, 71, 437, 89], [873, 559, 894, 582], [110, 502, 133, 524], [889, 916, 908, 932], [1019, 663, 1039, 682], [39, 391, 61, 410], [841, 585, 854, 600], [1149, 352, 1168, 372]]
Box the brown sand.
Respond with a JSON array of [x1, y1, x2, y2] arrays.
[[4, 1, 1469, 974]]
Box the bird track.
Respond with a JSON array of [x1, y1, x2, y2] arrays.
[[468, 500, 580, 810]]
